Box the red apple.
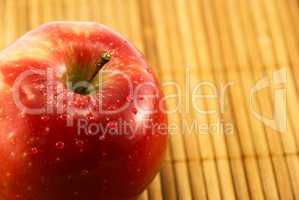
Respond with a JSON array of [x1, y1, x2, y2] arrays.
[[0, 22, 167, 200]]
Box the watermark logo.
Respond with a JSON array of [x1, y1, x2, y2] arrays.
[[250, 68, 287, 133], [8, 66, 289, 137]]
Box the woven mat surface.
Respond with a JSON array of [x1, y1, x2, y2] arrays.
[[0, 0, 299, 199]]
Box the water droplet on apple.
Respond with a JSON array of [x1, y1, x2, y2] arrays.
[[5, 116, 12, 121], [31, 147, 39, 155], [106, 120, 117, 129], [55, 157, 61, 162], [55, 141, 65, 150], [41, 115, 50, 121], [136, 168, 141, 173], [59, 114, 70, 121], [126, 95, 133, 102], [109, 105, 117, 111], [131, 107, 137, 114], [67, 175, 72, 180], [19, 112, 26, 118], [87, 115, 95, 121], [80, 169, 89, 176], [98, 135, 105, 141], [22, 152, 28, 158], [6, 172, 11, 177], [7, 131, 15, 139], [75, 139, 84, 148], [27, 186, 32, 191], [7, 73, 14, 78], [45, 127, 50, 132], [27, 137, 35, 145], [101, 152, 107, 157], [7, 131, 16, 144], [9, 152, 16, 159]]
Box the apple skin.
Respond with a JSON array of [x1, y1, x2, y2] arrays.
[[0, 22, 167, 200]]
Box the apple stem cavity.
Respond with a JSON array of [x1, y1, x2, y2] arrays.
[[74, 51, 111, 95]]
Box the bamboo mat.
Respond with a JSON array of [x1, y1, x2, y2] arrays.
[[0, 0, 299, 199]]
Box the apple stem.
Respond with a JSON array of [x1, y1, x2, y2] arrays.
[[89, 51, 112, 82], [74, 51, 111, 95]]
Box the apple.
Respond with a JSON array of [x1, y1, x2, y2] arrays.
[[0, 22, 167, 200]]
